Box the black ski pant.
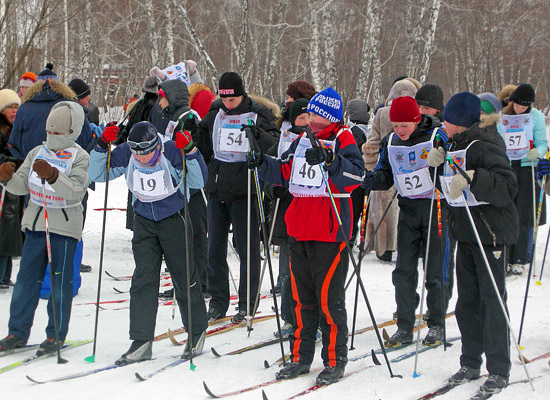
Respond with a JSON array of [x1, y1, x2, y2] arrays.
[[393, 202, 451, 332], [189, 190, 208, 292], [350, 186, 366, 245], [130, 213, 207, 341], [509, 162, 540, 264], [288, 238, 348, 368], [455, 242, 510, 378], [206, 197, 261, 315]]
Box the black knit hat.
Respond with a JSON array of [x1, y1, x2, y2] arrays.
[[289, 98, 309, 126], [415, 84, 444, 111], [68, 79, 91, 100], [218, 72, 245, 98], [510, 83, 535, 106]]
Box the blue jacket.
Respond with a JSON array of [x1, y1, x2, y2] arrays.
[[9, 80, 97, 160], [89, 140, 207, 221]]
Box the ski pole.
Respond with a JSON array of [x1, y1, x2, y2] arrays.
[[305, 128, 401, 379], [243, 122, 287, 365], [448, 157, 534, 390], [40, 179, 68, 364], [85, 142, 112, 363], [0, 187, 5, 219], [350, 193, 370, 350], [344, 189, 398, 290], [412, 160, 439, 378], [519, 152, 548, 343], [436, 189, 449, 351], [536, 227, 550, 284]]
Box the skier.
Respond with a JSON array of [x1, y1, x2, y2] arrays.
[[89, 121, 208, 364], [0, 102, 89, 353], [428, 92, 518, 394], [248, 87, 364, 385], [191, 71, 279, 323], [497, 83, 547, 275], [362, 96, 450, 347]]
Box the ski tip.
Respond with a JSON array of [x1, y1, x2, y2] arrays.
[[135, 372, 147, 381], [413, 371, 421, 378], [264, 360, 270, 369], [84, 355, 95, 363], [203, 381, 221, 398], [262, 389, 270, 400], [371, 349, 381, 366], [211, 347, 222, 357], [26, 375, 44, 384]]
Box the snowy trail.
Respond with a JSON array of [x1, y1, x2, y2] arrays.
[[1, 177, 549, 399]]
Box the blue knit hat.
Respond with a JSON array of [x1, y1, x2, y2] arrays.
[[443, 92, 481, 128], [36, 63, 57, 81], [307, 87, 343, 123]]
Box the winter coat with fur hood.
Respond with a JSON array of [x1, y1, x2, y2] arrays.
[[8, 80, 97, 160], [2, 102, 90, 240]]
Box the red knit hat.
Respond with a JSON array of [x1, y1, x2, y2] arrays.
[[389, 96, 421, 123]]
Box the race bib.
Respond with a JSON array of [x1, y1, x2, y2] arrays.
[[394, 168, 432, 197], [504, 131, 527, 151], [290, 157, 323, 187], [218, 128, 248, 153], [164, 121, 179, 140], [132, 170, 167, 197]]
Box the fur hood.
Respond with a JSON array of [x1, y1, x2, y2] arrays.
[[479, 112, 500, 128], [22, 79, 77, 104], [497, 84, 517, 108], [385, 79, 418, 106], [249, 94, 281, 121]]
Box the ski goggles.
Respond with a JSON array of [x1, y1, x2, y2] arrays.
[[127, 135, 160, 155]]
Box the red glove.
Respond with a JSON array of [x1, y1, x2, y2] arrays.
[[175, 130, 195, 153], [101, 122, 119, 144]]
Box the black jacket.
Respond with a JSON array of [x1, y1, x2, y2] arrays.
[[370, 114, 444, 208], [0, 114, 23, 257], [440, 119, 519, 246], [195, 96, 279, 202]]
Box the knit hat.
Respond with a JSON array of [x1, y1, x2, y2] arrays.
[[19, 72, 37, 88], [218, 72, 245, 98], [415, 84, 444, 111], [0, 89, 21, 112], [477, 92, 502, 114], [389, 96, 421, 123], [286, 80, 317, 101], [443, 92, 480, 128], [36, 63, 57, 81], [188, 83, 215, 119], [510, 83, 535, 106], [346, 99, 370, 124], [127, 122, 160, 155], [68, 79, 91, 100], [289, 98, 309, 126], [142, 76, 159, 94], [307, 87, 343, 123]]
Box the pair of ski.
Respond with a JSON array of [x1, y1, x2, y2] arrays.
[[203, 336, 461, 398], [0, 340, 92, 375]]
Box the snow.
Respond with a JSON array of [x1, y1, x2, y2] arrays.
[[1, 176, 549, 399]]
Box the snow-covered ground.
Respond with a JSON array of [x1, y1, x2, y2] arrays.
[[1, 177, 549, 399]]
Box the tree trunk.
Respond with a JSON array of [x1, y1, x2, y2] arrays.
[[308, 0, 322, 89], [64, 0, 69, 80], [146, 0, 159, 66], [322, 1, 337, 88], [238, 0, 249, 73], [262, 0, 287, 99], [418, 0, 441, 84], [164, 0, 175, 66]]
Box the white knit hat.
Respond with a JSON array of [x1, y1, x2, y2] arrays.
[[0, 89, 21, 112]]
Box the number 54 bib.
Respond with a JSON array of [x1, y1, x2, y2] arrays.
[[212, 110, 258, 162]]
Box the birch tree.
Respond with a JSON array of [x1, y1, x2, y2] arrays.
[[418, 0, 441, 83]]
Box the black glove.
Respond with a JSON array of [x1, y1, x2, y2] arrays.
[[183, 113, 197, 135], [361, 171, 374, 190], [241, 123, 260, 139], [536, 159, 550, 181], [272, 185, 287, 198], [246, 151, 263, 170], [305, 146, 333, 166]]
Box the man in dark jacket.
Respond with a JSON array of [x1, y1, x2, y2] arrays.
[[427, 92, 518, 395], [191, 72, 279, 323]]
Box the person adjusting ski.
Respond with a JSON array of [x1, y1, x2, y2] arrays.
[[89, 121, 208, 364], [247, 87, 365, 385], [0, 101, 89, 354]]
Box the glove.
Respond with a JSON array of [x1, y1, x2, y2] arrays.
[[361, 170, 374, 190], [185, 60, 197, 76], [175, 130, 195, 153], [99, 122, 119, 149], [33, 159, 59, 184], [449, 170, 475, 200], [241, 124, 260, 140], [183, 114, 197, 135], [246, 151, 263, 170], [526, 148, 539, 161], [0, 162, 15, 181], [272, 185, 287, 198], [427, 147, 445, 168], [305, 146, 334, 166], [536, 158, 550, 180]]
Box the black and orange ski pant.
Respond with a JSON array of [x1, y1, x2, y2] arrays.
[[288, 238, 349, 368]]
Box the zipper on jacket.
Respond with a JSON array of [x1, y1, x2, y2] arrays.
[[480, 213, 497, 247], [32, 208, 43, 231], [61, 209, 69, 222]]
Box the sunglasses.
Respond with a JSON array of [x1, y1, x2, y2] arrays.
[[127, 136, 158, 150]]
